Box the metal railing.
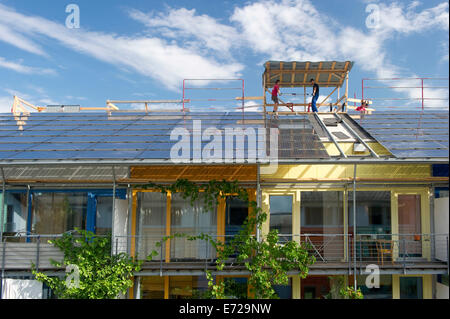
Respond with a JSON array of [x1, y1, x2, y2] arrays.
[[0, 232, 448, 274], [351, 233, 449, 265], [0, 234, 65, 271]]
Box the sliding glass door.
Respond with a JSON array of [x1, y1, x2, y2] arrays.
[[398, 194, 422, 258]]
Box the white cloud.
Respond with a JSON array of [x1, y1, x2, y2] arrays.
[[0, 96, 13, 113], [0, 56, 56, 75], [128, 8, 240, 57], [0, 1, 447, 107], [0, 24, 46, 56], [373, 2, 449, 35], [230, 0, 448, 108], [0, 3, 243, 91]]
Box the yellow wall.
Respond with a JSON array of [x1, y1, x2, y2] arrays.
[[323, 142, 392, 157], [260, 164, 432, 182], [392, 275, 432, 299]]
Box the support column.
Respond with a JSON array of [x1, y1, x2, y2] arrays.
[[353, 164, 357, 290], [0, 167, 5, 300], [111, 166, 116, 255], [345, 71, 349, 106], [0, 167, 5, 243], [292, 276, 301, 299], [165, 191, 171, 263]]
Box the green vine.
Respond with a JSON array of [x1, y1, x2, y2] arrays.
[[32, 229, 142, 299]]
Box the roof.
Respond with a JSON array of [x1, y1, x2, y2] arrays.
[[0, 110, 447, 166], [354, 111, 449, 158], [263, 61, 353, 88]]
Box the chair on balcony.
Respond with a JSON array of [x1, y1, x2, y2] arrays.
[[376, 239, 394, 265]]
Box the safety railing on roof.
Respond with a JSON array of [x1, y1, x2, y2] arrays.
[[361, 77, 449, 111]]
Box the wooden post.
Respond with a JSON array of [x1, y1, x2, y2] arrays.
[[304, 86, 306, 112], [345, 71, 349, 106]]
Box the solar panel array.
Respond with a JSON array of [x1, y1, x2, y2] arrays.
[[267, 115, 329, 158], [0, 112, 266, 161], [0, 112, 330, 162], [355, 111, 449, 158], [0, 110, 448, 162]]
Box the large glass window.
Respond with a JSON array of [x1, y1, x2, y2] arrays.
[[2, 193, 28, 235], [140, 276, 165, 299], [31, 193, 87, 234], [273, 278, 292, 299], [269, 195, 292, 241], [398, 195, 422, 257], [137, 192, 167, 260], [358, 275, 392, 299], [301, 192, 344, 261], [171, 193, 217, 260], [400, 277, 423, 299], [348, 191, 391, 235], [301, 275, 331, 299], [169, 276, 210, 299], [95, 197, 113, 236]]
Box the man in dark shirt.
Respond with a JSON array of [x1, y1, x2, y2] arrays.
[[310, 78, 319, 112]]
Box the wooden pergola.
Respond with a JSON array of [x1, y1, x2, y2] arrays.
[[262, 61, 353, 113]]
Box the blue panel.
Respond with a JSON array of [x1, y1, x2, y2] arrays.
[[86, 193, 97, 233], [432, 164, 449, 177]]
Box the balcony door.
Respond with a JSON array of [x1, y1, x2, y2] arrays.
[[398, 194, 422, 258]]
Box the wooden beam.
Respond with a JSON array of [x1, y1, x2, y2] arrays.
[[303, 62, 310, 83], [291, 62, 296, 85], [316, 62, 323, 84], [318, 86, 338, 106], [327, 62, 336, 83], [235, 96, 264, 100], [268, 69, 348, 74]]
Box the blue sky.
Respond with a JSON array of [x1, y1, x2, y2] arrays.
[[0, 0, 448, 112]]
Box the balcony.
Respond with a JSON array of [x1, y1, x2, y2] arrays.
[[1, 233, 448, 276]]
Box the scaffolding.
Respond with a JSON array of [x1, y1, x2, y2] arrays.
[[262, 61, 353, 114], [361, 77, 449, 111]]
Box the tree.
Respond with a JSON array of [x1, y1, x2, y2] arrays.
[[32, 229, 143, 299]]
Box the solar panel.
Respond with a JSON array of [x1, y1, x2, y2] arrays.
[[357, 111, 449, 158]]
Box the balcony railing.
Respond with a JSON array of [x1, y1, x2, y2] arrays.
[[1, 233, 448, 274]]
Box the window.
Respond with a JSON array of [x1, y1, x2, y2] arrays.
[[31, 193, 87, 235], [2, 193, 27, 235], [140, 276, 165, 299], [171, 193, 216, 260], [358, 275, 392, 299], [273, 278, 292, 299], [269, 195, 292, 241], [95, 197, 113, 236], [400, 277, 423, 299], [348, 191, 391, 234], [136, 192, 167, 259], [398, 194, 422, 257], [169, 276, 210, 299], [301, 192, 344, 261], [301, 275, 331, 299]]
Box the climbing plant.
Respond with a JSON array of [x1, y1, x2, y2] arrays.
[[32, 229, 142, 299], [141, 179, 316, 299]]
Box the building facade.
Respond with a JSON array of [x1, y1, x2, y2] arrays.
[[0, 61, 448, 299]]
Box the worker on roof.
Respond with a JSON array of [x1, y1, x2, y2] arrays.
[[310, 78, 319, 112], [271, 79, 281, 118]]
